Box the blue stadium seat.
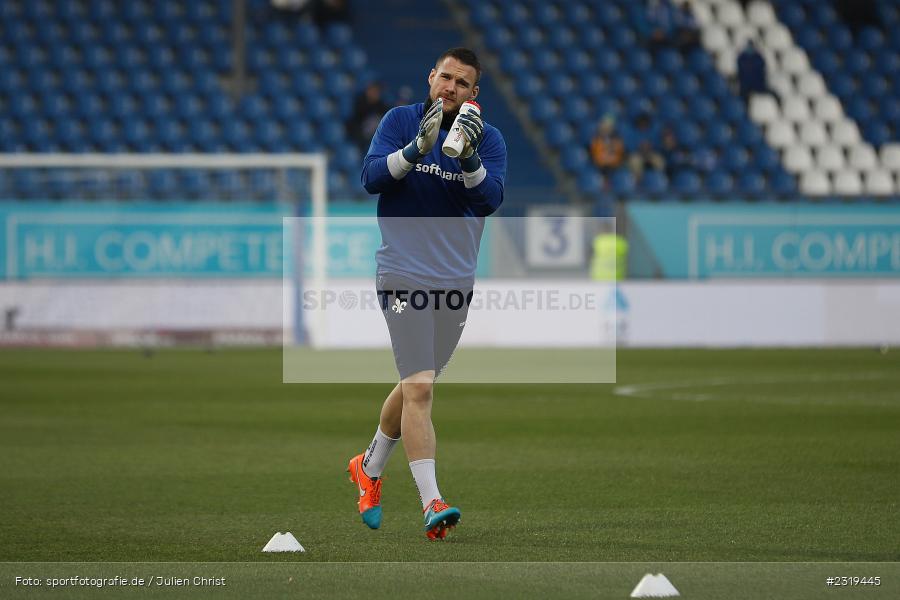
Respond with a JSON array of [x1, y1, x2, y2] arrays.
[[641, 72, 668, 98], [770, 171, 797, 196], [342, 48, 367, 73], [707, 122, 733, 148], [595, 49, 622, 73], [674, 121, 701, 149], [721, 97, 748, 124], [722, 146, 750, 173], [657, 49, 683, 75], [469, 4, 497, 29], [109, 93, 139, 120], [858, 27, 884, 52], [797, 28, 823, 52], [579, 74, 606, 100], [319, 121, 345, 147], [640, 170, 667, 196], [847, 96, 875, 124], [563, 3, 591, 25], [505, 3, 530, 28], [188, 119, 216, 148], [862, 122, 891, 147], [561, 147, 589, 173], [657, 96, 685, 123], [626, 50, 652, 74], [334, 145, 361, 173], [577, 26, 606, 51], [548, 26, 576, 50], [861, 73, 889, 98], [610, 169, 636, 195], [738, 171, 767, 196], [547, 73, 576, 98], [485, 26, 513, 51], [880, 97, 900, 125], [562, 97, 591, 123], [518, 26, 545, 51], [754, 145, 782, 174], [875, 50, 899, 74], [673, 74, 700, 98], [545, 122, 575, 148], [533, 50, 562, 74], [691, 97, 717, 123], [779, 3, 805, 27], [673, 171, 701, 195], [706, 171, 734, 196], [500, 48, 528, 72], [534, 4, 562, 28], [563, 48, 592, 75], [846, 50, 872, 73], [529, 96, 560, 123], [577, 171, 604, 195], [610, 73, 638, 97], [287, 121, 314, 148], [514, 74, 544, 97], [609, 27, 636, 49], [149, 170, 178, 199]]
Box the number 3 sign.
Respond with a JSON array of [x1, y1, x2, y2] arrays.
[[526, 206, 585, 268]]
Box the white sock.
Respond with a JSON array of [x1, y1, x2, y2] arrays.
[[361, 427, 399, 479], [409, 459, 441, 509]]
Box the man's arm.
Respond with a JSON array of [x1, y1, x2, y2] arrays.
[[457, 126, 506, 216], [361, 108, 407, 194]]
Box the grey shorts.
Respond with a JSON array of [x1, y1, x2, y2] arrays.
[[376, 271, 473, 380]]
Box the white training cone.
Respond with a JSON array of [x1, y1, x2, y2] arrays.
[[262, 532, 305, 553], [630, 573, 680, 598]]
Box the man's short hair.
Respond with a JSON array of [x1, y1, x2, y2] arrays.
[[435, 47, 482, 84]]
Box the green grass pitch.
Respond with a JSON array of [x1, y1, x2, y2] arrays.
[[1, 348, 898, 599]]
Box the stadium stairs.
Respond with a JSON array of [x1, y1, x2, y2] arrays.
[[348, 0, 558, 208]]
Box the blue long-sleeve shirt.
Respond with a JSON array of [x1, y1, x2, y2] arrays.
[[361, 102, 507, 287]]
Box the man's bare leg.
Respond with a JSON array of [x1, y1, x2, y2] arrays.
[[378, 382, 403, 439], [401, 370, 443, 507], [400, 370, 435, 461], [401, 369, 460, 538]]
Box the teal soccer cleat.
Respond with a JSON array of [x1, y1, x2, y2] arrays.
[[423, 498, 460, 540]]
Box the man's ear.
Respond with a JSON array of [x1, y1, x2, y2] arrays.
[[471, 85, 479, 100], [427, 69, 436, 87]]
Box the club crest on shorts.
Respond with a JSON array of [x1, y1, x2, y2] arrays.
[[392, 299, 407, 314]]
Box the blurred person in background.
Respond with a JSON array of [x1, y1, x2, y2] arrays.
[[673, 2, 701, 51], [351, 48, 507, 541], [737, 39, 776, 103], [312, 0, 350, 27], [271, 0, 311, 12], [625, 109, 664, 180], [835, 0, 880, 33], [660, 127, 692, 180], [347, 81, 390, 154], [589, 114, 626, 178], [632, 0, 677, 51]]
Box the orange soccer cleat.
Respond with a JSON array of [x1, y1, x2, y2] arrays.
[[423, 498, 460, 540], [347, 453, 383, 529]]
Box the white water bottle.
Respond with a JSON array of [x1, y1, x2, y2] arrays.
[[442, 100, 481, 158]]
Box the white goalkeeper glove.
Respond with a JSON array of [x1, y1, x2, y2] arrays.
[[401, 98, 443, 162], [457, 110, 484, 172]]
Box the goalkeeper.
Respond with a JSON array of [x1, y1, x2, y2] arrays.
[[348, 48, 506, 540]]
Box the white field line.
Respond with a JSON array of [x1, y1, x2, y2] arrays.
[[613, 373, 894, 402]]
